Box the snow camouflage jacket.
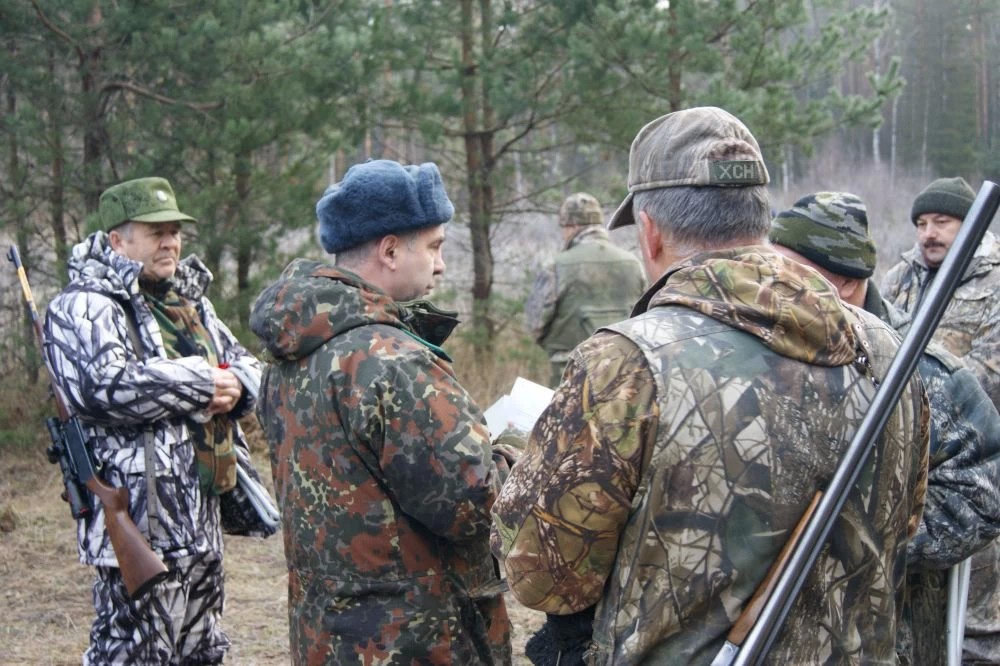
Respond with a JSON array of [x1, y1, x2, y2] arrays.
[[250, 259, 511, 665], [881, 230, 1000, 411], [860, 287, 1000, 665], [492, 247, 930, 665], [42, 231, 260, 567]]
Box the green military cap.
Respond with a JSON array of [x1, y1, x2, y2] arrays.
[[608, 106, 769, 230], [99, 177, 197, 231], [559, 192, 604, 227], [770, 191, 877, 279]]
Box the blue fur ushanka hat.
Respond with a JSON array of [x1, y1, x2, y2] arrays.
[[316, 159, 455, 254]]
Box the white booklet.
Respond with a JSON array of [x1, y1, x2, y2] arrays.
[[483, 376, 554, 440]]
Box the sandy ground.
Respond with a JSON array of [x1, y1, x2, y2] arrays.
[[0, 441, 543, 665]]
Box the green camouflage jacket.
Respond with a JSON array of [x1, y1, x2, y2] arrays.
[[250, 259, 510, 665], [525, 226, 646, 385], [879, 236, 1000, 665], [881, 231, 1000, 411], [865, 287, 1000, 664], [493, 247, 929, 665]]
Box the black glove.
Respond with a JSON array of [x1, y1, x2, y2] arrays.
[[524, 606, 596, 666]]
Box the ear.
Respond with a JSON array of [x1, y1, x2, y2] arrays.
[[636, 210, 664, 264], [375, 234, 400, 270], [108, 229, 125, 252], [838, 277, 868, 308]]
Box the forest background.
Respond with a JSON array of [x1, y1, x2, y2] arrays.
[[0, 0, 998, 662]]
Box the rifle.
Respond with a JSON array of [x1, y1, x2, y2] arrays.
[[8, 244, 169, 599], [712, 180, 1000, 666]]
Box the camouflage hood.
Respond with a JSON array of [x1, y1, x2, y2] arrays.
[[635, 245, 859, 366], [250, 258, 459, 361]]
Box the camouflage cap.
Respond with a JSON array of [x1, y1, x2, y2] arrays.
[[559, 192, 603, 227], [607, 106, 769, 230], [99, 177, 197, 231], [769, 191, 876, 279]]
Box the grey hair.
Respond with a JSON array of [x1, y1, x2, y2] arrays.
[[109, 221, 135, 239], [633, 185, 771, 251]]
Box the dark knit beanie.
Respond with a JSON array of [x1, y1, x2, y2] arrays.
[[769, 191, 877, 279], [910, 177, 975, 224], [316, 159, 455, 254]]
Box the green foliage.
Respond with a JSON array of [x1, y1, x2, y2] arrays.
[[0, 380, 52, 454], [4, 0, 988, 365]]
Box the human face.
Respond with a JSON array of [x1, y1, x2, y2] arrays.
[[110, 221, 183, 281], [388, 225, 447, 302], [915, 213, 962, 268]]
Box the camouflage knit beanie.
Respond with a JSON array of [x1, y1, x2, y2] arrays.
[[316, 159, 454, 254], [910, 177, 975, 224], [769, 191, 877, 279]]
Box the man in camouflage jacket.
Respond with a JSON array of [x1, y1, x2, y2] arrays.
[[525, 192, 646, 386], [492, 107, 929, 665], [43, 177, 260, 664], [771, 191, 1000, 665], [251, 159, 511, 665], [882, 176, 1000, 663]]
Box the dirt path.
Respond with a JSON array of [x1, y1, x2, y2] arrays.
[[0, 446, 543, 665]]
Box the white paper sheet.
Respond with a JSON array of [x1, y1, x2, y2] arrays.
[[483, 376, 554, 439]]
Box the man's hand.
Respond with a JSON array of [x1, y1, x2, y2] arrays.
[[208, 367, 243, 415]]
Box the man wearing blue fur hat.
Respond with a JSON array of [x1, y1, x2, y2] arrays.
[[250, 159, 513, 665]]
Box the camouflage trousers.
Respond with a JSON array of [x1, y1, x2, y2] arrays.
[[83, 550, 229, 665]]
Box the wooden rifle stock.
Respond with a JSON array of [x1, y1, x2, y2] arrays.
[[723, 492, 822, 647], [9, 244, 168, 599], [712, 180, 1000, 666]]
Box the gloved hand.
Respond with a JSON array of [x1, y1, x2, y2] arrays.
[[524, 606, 596, 666]]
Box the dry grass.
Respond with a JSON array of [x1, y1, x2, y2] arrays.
[[1, 408, 544, 665]]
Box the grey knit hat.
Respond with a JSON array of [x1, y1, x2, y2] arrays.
[[769, 191, 877, 279], [910, 177, 975, 224], [559, 192, 603, 226]]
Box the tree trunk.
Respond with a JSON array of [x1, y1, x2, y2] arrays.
[[80, 2, 106, 212], [233, 154, 254, 327], [47, 45, 68, 272], [460, 0, 495, 353], [5, 75, 40, 383]]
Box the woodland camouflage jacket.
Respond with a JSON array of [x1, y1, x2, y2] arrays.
[[42, 231, 259, 566], [867, 289, 1000, 665], [492, 247, 929, 665], [525, 227, 645, 366], [877, 247, 1000, 665], [881, 231, 1000, 411], [250, 259, 511, 665]]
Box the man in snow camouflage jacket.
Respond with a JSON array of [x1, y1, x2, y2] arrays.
[[43, 176, 260, 664]]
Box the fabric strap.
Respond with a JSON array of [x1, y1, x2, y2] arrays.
[[120, 302, 161, 546]]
